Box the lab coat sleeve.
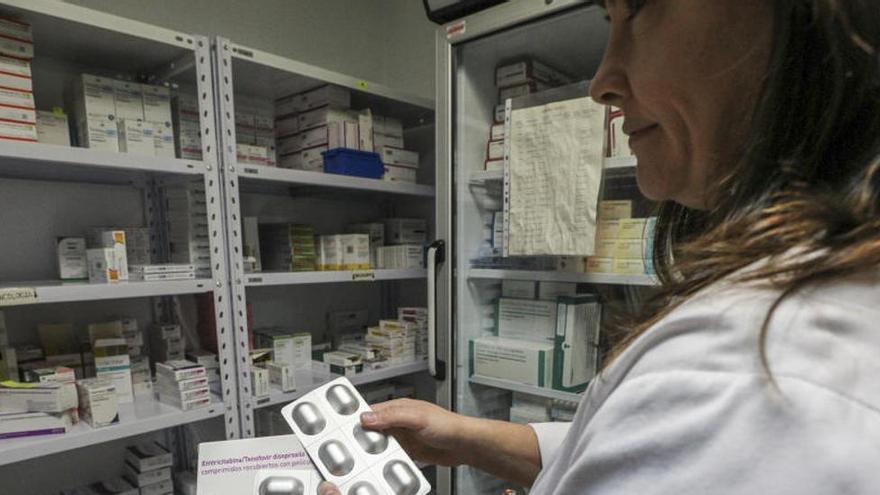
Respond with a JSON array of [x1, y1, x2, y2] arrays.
[[529, 422, 571, 468]]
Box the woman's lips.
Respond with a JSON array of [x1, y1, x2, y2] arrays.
[[628, 124, 659, 146]]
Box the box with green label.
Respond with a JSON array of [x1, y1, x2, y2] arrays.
[[553, 295, 602, 393], [469, 336, 553, 388]]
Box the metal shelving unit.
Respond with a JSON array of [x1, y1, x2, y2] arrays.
[[0, 1, 241, 481], [468, 268, 658, 287], [212, 37, 437, 440]]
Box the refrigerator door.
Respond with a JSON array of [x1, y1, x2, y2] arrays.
[[435, 1, 616, 493]]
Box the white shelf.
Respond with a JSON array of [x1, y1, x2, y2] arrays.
[[245, 269, 427, 287], [0, 141, 205, 184], [469, 375, 582, 403], [0, 394, 225, 466], [468, 156, 636, 184], [604, 155, 637, 169], [468, 269, 658, 286], [234, 165, 435, 197], [0, 279, 214, 307], [254, 361, 429, 409]]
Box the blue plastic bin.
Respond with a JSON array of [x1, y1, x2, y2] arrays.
[[322, 148, 384, 179]]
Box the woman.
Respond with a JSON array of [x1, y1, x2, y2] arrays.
[[322, 0, 880, 493]]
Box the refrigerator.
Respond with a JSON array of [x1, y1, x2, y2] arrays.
[[430, 1, 658, 493]]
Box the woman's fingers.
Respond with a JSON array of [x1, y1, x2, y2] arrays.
[[363, 399, 426, 431], [318, 481, 341, 495]]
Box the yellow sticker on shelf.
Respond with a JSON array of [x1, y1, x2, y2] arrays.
[[51, 106, 65, 117], [351, 270, 376, 282], [0, 287, 37, 306], [356, 80, 369, 90]]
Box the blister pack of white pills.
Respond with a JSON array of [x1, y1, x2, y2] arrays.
[[281, 377, 431, 495], [253, 469, 321, 495]]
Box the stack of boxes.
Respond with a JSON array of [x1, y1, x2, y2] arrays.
[[124, 442, 174, 495], [86, 228, 129, 284], [317, 233, 370, 271], [586, 200, 656, 275], [55, 226, 159, 284], [165, 180, 212, 279], [253, 329, 310, 395], [0, 365, 79, 438], [0, 18, 37, 145], [155, 360, 211, 411], [68, 74, 173, 156], [129, 263, 196, 282], [485, 57, 573, 171], [258, 223, 317, 272], [236, 102, 276, 166], [366, 320, 416, 365], [376, 218, 427, 270], [186, 349, 221, 395], [172, 93, 202, 160], [89, 321, 134, 404], [155, 324, 184, 363], [374, 116, 418, 183], [398, 307, 428, 362], [276, 85, 355, 171]]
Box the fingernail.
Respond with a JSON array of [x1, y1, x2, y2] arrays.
[[361, 412, 377, 424], [318, 481, 335, 495]]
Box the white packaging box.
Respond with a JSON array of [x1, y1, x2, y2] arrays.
[[298, 107, 356, 132], [554, 295, 601, 392], [299, 125, 331, 151], [319, 234, 342, 271], [295, 84, 351, 113], [95, 340, 134, 404], [156, 374, 208, 393], [276, 132, 302, 155], [378, 146, 419, 168], [496, 59, 572, 88], [89, 230, 129, 281], [257, 331, 311, 369], [339, 233, 370, 270], [142, 84, 172, 125], [0, 54, 27, 81], [236, 143, 268, 166], [265, 361, 296, 392], [0, 86, 33, 110], [112, 80, 144, 121], [274, 93, 298, 118], [251, 367, 269, 398], [494, 103, 505, 123], [358, 111, 374, 151], [71, 74, 116, 120], [77, 379, 119, 427], [125, 442, 173, 472], [0, 120, 36, 141], [0, 101, 34, 124], [242, 216, 262, 273], [327, 121, 359, 150], [498, 81, 550, 102], [538, 282, 578, 301], [57, 236, 87, 280], [158, 392, 212, 411], [122, 227, 151, 266], [157, 324, 182, 340], [196, 435, 319, 495], [0, 412, 67, 440], [497, 298, 558, 344], [502, 280, 537, 299], [0, 36, 31, 61], [347, 223, 384, 268], [373, 132, 403, 149], [253, 109, 274, 132], [275, 114, 299, 137], [470, 336, 554, 388], [87, 248, 120, 283], [383, 164, 417, 183], [36, 110, 70, 146], [490, 123, 505, 141], [139, 479, 173, 495], [157, 384, 210, 404], [487, 139, 504, 160], [77, 116, 119, 152], [384, 218, 427, 245], [0, 382, 78, 413], [377, 245, 424, 270], [186, 350, 218, 369], [117, 119, 155, 156], [151, 120, 175, 158], [124, 464, 172, 487], [372, 115, 403, 138], [492, 211, 504, 251], [300, 145, 328, 171], [0, 18, 32, 60], [156, 360, 206, 382], [236, 123, 255, 145]]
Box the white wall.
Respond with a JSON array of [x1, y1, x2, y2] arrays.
[[63, 0, 437, 101]]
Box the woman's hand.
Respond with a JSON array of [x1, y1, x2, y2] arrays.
[[361, 398, 474, 467], [318, 481, 340, 495]]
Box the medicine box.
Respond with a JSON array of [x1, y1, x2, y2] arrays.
[[490, 124, 505, 141], [36, 110, 71, 146], [298, 107, 356, 132], [496, 298, 558, 344], [502, 280, 537, 299], [296, 84, 351, 113], [384, 218, 427, 245], [585, 257, 613, 273], [358, 111, 374, 151], [469, 336, 554, 388], [0, 381, 78, 413], [538, 282, 577, 301], [112, 81, 144, 121], [378, 146, 419, 168], [553, 295, 601, 392], [618, 218, 648, 240], [598, 200, 632, 221], [613, 239, 644, 259], [186, 350, 218, 369], [139, 479, 173, 495], [0, 412, 67, 440], [495, 58, 573, 88], [56, 237, 87, 280], [487, 139, 504, 160], [372, 115, 403, 138], [340, 233, 370, 270], [142, 84, 172, 125], [319, 235, 343, 271], [158, 392, 212, 411], [0, 18, 33, 60], [265, 361, 296, 392], [251, 367, 269, 398], [77, 379, 119, 428], [612, 258, 647, 275], [124, 463, 171, 487], [593, 239, 616, 258], [118, 119, 155, 156], [376, 245, 424, 270], [88, 230, 129, 281], [70, 74, 116, 120], [156, 360, 207, 382], [87, 248, 120, 283], [383, 164, 417, 183], [373, 133, 403, 150], [0, 120, 36, 142], [125, 442, 173, 472], [94, 339, 134, 404], [152, 121, 175, 158]]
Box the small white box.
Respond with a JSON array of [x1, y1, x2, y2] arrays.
[[70, 74, 116, 120], [0, 87, 33, 110], [372, 115, 403, 138], [157, 324, 182, 340], [275, 114, 299, 137], [0, 102, 34, 124], [296, 84, 351, 113], [78, 116, 119, 152], [157, 392, 212, 411], [124, 463, 172, 487], [89, 230, 129, 281], [538, 282, 577, 301], [347, 223, 384, 268], [497, 298, 558, 344], [125, 442, 173, 472], [265, 361, 296, 392], [142, 84, 172, 125], [118, 119, 155, 156], [299, 125, 330, 151], [378, 146, 419, 168], [87, 248, 121, 283], [156, 374, 208, 393], [384, 218, 427, 245], [0, 382, 78, 413], [251, 367, 269, 398], [502, 280, 537, 299], [496, 59, 572, 88], [112, 80, 144, 121], [487, 139, 504, 160], [373, 132, 403, 149], [151, 121, 175, 158], [280, 145, 327, 171], [36, 110, 70, 146], [339, 233, 370, 270], [319, 235, 342, 271], [0, 18, 32, 60], [490, 124, 505, 141], [139, 479, 173, 495], [56, 237, 87, 280], [77, 379, 119, 427], [0, 412, 67, 440], [298, 107, 356, 132], [0, 120, 36, 141], [157, 385, 210, 403], [376, 245, 424, 270], [156, 360, 206, 382], [186, 350, 218, 369], [470, 336, 554, 388], [94, 340, 134, 404], [343, 121, 359, 149], [383, 164, 417, 183], [358, 111, 373, 152]]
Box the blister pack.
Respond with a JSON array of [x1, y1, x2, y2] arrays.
[[281, 377, 430, 495], [253, 469, 321, 495]]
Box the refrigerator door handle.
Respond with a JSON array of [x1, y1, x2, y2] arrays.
[[427, 240, 447, 380]]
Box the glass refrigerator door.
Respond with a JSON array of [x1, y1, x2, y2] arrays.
[[436, 2, 655, 493]]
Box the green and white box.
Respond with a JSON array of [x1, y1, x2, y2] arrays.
[[469, 337, 553, 388], [553, 295, 602, 393], [496, 298, 558, 344]]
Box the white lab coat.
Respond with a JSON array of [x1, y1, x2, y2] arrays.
[[529, 267, 880, 494]]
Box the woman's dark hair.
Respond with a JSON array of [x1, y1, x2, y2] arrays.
[[604, 0, 880, 371]]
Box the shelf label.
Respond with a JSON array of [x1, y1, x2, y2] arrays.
[[246, 276, 263, 284], [446, 20, 466, 39], [351, 270, 376, 282], [0, 287, 37, 306], [356, 80, 369, 90], [243, 167, 260, 175]]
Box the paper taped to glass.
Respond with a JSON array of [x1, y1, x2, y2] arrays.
[[506, 96, 605, 256]]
